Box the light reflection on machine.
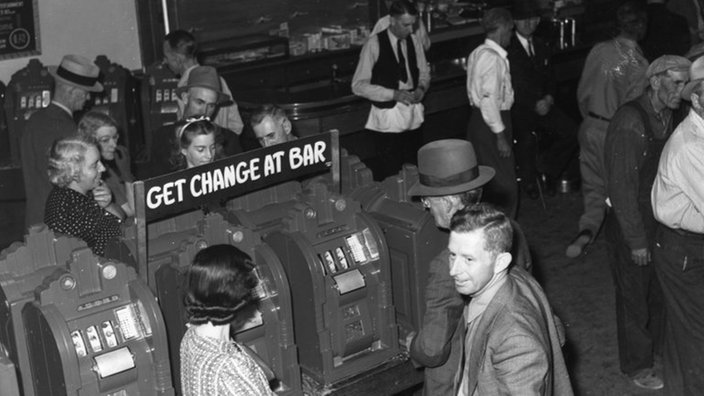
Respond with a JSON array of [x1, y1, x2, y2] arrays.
[[117, 211, 301, 395], [228, 181, 399, 385]]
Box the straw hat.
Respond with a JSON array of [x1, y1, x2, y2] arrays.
[[48, 54, 103, 92]]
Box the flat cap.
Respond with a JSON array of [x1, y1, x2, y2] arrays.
[[646, 55, 691, 78]]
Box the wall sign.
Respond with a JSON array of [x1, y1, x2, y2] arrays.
[[0, 0, 39, 59]]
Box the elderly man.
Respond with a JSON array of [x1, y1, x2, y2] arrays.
[[650, 55, 704, 395], [466, 7, 517, 217], [507, 0, 578, 199], [449, 204, 572, 395], [407, 139, 532, 395], [604, 55, 690, 390], [250, 104, 297, 148], [568, 0, 649, 257], [351, 0, 430, 181], [20, 54, 103, 227], [163, 29, 244, 135], [138, 66, 242, 178]]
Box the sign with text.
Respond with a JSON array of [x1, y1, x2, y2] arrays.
[[140, 133, 335, 221], [0, 0, 39, 59]]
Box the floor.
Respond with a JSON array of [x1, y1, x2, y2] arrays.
[[0, 186, 666, 396]]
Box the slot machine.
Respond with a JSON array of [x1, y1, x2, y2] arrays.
[[89, 55, 142, 159], [140, 62, 179, 160], [231, 181, 399, 385], [351, 164, 447, 346], [21, 247, 174, 396], [3, 59, 53, 165], [115, 211, 301, 395], [0, 226, 86, 396]]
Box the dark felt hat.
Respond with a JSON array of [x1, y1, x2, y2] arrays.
[[175, 66, 230, 103], [512, 0, 542, 20], [408, 139, 495, 197]]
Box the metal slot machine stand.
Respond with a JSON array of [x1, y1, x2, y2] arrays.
[[351, 164, 447, 346], [128, 132, 341, 395]]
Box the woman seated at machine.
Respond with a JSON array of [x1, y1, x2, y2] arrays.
[[170, 116, 223, 171], [44, 137, 123, 256], [180, 244, 276, 395], [78, 111, 135, 218]]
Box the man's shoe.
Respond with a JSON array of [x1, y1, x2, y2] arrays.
[[566, 229, 593, 258], [631, 369, 664, 390]]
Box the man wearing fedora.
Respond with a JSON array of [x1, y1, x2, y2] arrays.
[[466, 7, 518, 218], [407, 139, 533, 395], [20, 54, 103, 227], [603, 54, 690, 391], [163, 29, 244, 136], [507, 0, 578, 199], [138, 65, 242, 179], [651, 54, 704, 395]]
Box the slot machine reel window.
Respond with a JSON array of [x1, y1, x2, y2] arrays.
[[344, 228, 380, 265]]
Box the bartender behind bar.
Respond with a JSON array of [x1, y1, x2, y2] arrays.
[[352, 0, 430, 181]]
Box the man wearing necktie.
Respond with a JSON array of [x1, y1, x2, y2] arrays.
[[448, 204, 572, 396], [507, 0, 578, 200], [352, 0, 430, 181]]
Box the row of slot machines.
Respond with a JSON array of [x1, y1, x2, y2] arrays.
[[0, 142, 448, 395], [2, 57, 180, 167]]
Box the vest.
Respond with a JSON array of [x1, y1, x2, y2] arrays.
[[370, 29, 419, 109]]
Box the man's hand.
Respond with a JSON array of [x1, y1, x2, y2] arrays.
[[534, 95, 554, 116], [497, 131, 512, 158], [92, 183, 113, 209], [631, 248, 651, 266], [412, 87, 426, 103], [393, 89, 415, 106]]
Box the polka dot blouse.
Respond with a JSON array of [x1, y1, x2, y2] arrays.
[[44, 186, 122, 256]]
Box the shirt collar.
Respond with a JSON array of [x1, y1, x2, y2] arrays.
[[466, 270, 508, 324], [614, 35, 639, 49], [689, 108, 704, 133], [51, 101, 73, 117], [516, 32, 530, 48], [484, 38, 508, 59]]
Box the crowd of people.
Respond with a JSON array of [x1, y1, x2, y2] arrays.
[[14, 0, 704, 394]]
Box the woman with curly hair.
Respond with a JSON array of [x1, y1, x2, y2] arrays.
[[180, 244, 275, 396], [77, 111, 135, 217], [44, 137, 123, 255]]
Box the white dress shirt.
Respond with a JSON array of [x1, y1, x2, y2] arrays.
[[466, 39, 514, 133]]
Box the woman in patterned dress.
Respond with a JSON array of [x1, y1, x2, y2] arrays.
[[180, 244, 275, 396]]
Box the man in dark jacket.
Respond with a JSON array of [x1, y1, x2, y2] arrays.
[[507, 0, 578, 199]]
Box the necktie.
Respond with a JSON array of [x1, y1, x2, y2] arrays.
[[527, 38, 535, 58], [397, 38, 408, 83]]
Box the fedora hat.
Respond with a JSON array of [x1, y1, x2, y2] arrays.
[[512, 0, 542, 20], [408, 139, 495, 197], [175, 66, 230, 104], [48, 55, 103, 92], [682, 55, 704, 100]]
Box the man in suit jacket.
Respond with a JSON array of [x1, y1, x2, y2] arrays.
[[507, 0, 578, 199], [20, 54, 103, 227], [450, 204, 573, 395]]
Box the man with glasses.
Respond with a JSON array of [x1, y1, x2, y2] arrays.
[[507, 0, 578, 199], [250, 104, 297, 148], [138, 66, 242, 179], [407, 139, 532, 395]]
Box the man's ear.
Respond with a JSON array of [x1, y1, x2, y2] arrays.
[[494, 252, 512, 274], [282, 118, 292, 135], [692, 93, 701, 110], [650, 75, 660, 90], [180, 91, 189, 103]]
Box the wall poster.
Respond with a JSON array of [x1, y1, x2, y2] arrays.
[[0, 0, 39, 59]]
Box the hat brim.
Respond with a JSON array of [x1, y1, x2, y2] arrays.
[[48, 66, 103, 92], [408, 166, 496, 197], [682, 79, 704, 101], [175, 85, 231, 105]]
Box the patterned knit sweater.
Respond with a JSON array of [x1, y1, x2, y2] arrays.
[[180, 326, 275, 396]]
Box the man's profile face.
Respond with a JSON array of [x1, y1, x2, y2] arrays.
[[448, 229, 498, 296], [497, 21, 514, 48], [515, 17, 539, 38], [390, 13, 417, 40], [253, 116, 289, 147], [163, 42, 181, 75], [183, 87, 218, 118], [422, 196, 455, 229], [656, 70, 689, 110]]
